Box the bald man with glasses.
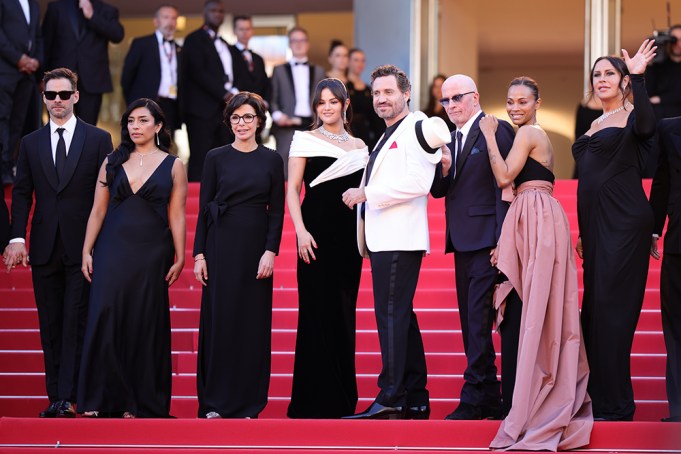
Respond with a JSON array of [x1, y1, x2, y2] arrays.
[[430, 74, 515, 420]]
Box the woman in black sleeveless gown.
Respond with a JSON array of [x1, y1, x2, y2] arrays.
[[78, 99, 188, 417], [287, 78, 368, 418], [573, 41, 657, 421], [193, 92, 284, 419]]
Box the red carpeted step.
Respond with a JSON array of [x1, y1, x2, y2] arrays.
[[0, 327, 668, 354], [0, 414, 677, 452]]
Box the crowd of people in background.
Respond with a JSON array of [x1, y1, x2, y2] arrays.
[[0, 0, 680, 450]]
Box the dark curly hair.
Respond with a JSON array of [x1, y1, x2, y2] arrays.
[[223, 92, 268, 138], [104, 98, 171, 186]]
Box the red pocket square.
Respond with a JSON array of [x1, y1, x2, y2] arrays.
[[389, 141, 398, 149]]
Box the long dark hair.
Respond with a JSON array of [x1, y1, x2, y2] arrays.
[[311, 78, 353, 131], [589, 56, 632, 104], [424, 74, 446, 115], [104, 98, 171, 186]]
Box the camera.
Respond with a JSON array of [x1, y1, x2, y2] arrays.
[[649, 29, 679, 63]]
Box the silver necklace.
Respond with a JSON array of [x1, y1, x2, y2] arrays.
[[597, 105, 626, 124], [318, 125, 349, 143], [137, 149, 161, 167]]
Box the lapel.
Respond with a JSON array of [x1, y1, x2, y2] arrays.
[[38, 125, 59, 191], [671, 131, 681, 160], [10, 0, 28, 28], [454, 112, 483, 179], [28, 0, 39, 36], [149, 34, 162, 72], [58, 119, 86, 193], [65, 0, 83, 41], [284, 63, 295, 100], [308, 65, 316, 98], [368, 113, 414, 183]]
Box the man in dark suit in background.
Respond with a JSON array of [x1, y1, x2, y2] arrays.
[[42, 0, 124, 125], [121, 4, 181, 132], [2, 68, 111, 418], [430, 74, 515, 420], [179, 0, 237, 182], [231, 15, 270, 104], [269, 26, 325, 177], [0, 0, 42, 185], [650, 116, 681, 423]]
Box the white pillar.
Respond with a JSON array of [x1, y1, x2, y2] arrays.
[[585, 0, 622, 92]]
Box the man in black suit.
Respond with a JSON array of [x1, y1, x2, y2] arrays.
[[121, 4, 181, 131], [42, 0, 124, 125], [650, 116, 681, 423], [269, 27, 325, 178], [2, 68, 111, 418], [231, 15, 270, 104], [430, 74, 515, 420], [0, 0, 42, 185], [179, 0, 237, 182]]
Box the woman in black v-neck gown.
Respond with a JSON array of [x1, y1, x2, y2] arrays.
[[78, 99, 187, 418]]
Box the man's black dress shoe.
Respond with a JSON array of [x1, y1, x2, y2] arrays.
[[445, 402, 501, 420], [405, 405, 430, 420], [39, 401, 60, 418], [662, 415, 681, 422], [342, 402, 404, 420], [56, 401, 76, 418]]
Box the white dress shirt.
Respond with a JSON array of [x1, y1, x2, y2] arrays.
[[206, 28, 235, 93], [452, 109, 482, 176], [155, 30, 177, 99], [291, 58, 312, 118], [18, 0, 31, 24]]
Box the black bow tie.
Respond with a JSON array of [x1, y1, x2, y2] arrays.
[[164, 38, 175, 45], [294, 61, 308, 66]]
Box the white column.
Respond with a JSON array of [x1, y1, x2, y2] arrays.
[[585, 0, 622, 92]]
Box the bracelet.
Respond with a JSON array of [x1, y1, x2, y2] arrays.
[[652, 234, 660, 239], [194, 257, 205, 262]]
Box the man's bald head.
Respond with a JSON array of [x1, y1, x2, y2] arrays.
[[441, 74, 480, 129]]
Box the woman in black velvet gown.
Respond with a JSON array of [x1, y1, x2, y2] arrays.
[[286, 78, 368, 418], [79, 98, 188, 418], [193, 92, 284, 419], [573, 40, 657, 421]]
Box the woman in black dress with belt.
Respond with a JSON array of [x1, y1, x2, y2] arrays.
[[193, 92, 285, 418], [573, 40, 657, 421], [286, 78, 368, 418]]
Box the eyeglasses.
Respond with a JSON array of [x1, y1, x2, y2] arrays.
[[229, 113, 257, 124], [43, 91, 75, 101], [439, 91, 475, 107]]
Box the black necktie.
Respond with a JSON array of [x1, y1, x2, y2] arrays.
[[54, 128, 66, 181], [55, 128, 66, 182], [454, 130, 463, 176]]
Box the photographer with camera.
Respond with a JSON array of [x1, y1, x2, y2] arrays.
[[647, 25, 681, 120]]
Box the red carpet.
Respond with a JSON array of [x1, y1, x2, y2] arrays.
[[0, 180, 675, 453], [0, 417, 679, 453]]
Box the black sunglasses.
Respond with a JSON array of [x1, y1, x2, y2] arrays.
[[44, 90, 75, 101], [439, 91, 475, 107]]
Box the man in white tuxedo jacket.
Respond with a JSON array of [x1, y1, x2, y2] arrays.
[[342, 65, 449, 420]]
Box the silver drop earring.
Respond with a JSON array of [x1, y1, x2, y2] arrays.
[[155, 132, 160, 146]]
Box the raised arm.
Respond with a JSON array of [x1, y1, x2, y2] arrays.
[[623, 39, 657, 139]]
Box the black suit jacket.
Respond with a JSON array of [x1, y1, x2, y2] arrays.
[[650, 117, 681, 254], [10, 118, 111, 265], [431, 112, 515, 253], [121, 33, 181, 106], [179, 27, 235, 120], [41, 0, 124, 93], [232, 46, 270, 102], [0, 0, 42, 74]]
